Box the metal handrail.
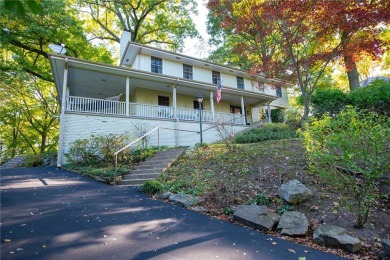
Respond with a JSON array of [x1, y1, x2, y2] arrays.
[[113, 126, 199, 182], [114, 126, 161, 173]]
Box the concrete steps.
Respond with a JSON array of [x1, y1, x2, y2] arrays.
[[0, 156, 26, 169], [116, 149, 185, 186]]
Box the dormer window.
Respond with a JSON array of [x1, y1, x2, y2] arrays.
[[212, 70, 220, 85], [183, 64, 193, 80], [151, 56, 162, 74]]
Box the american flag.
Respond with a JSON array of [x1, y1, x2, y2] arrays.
[[216, 79, 222, 103]]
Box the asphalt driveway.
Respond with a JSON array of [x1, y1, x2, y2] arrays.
[[1, 167, 344, 259]]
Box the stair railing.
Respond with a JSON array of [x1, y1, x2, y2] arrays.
[[114, 126, 161, 177]]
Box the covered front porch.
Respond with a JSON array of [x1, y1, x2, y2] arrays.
[[66, 95, 246, 124], [50, 55, 277, 126]]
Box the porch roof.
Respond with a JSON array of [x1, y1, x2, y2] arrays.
[[49, 55, 277, 106]]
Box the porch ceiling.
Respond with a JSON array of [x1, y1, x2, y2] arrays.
[[49, 55, 277, 107]]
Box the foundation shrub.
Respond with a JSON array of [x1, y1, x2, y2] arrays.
[[235, 123, 298, 143]]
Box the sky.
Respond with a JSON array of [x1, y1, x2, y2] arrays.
[[181, 0, 212, 59]]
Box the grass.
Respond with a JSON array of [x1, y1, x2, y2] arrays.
[[159, 138, 307, 209]]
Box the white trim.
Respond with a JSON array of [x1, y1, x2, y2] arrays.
[[126, 77, 130, 116], [241, 96, 246, 125], [57, 58, 68, 168], [210, 91, 215, 121]]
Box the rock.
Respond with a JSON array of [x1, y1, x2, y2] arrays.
[[278, 179, 313, 204], [158, 192, 172, 200], [191, 206, 209, 212], [276, 211, 309, 236], [313, 224, 361, 253], [233, 205, 280, 231], [382, 238, 390, 255], [168, 193, 204, 208]]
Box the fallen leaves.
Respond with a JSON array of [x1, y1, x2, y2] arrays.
[[287, 248, 296, 254]]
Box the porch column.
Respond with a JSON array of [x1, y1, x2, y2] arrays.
[[240, 96, 246, 125], [57, 58, 69, 168], [125, 77, 130, 116], [173, 85, 177, 119], [267, 102, 272, 123], [210, 91, 215, 121]]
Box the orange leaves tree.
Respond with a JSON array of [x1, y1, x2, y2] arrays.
[[207, 0, 390, 122]]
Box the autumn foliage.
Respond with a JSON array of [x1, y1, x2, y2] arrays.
[[208, 0, 390, 114]]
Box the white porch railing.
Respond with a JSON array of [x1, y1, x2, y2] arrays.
[[67, 96, 126, 115], [66, 96, 245, 125]]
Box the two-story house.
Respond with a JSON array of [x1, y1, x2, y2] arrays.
[[49, 32, 290, 167]]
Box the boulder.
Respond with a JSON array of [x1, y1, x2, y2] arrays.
[[158, 192, 172, 200], [168, 193, 204, 208], [313, 224, 361, 253], [278, 179, 313, 204], [382, 238, 390, 255], [233, 205, 280, 231], [276, 211, 309, 236]]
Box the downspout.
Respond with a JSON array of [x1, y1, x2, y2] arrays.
[[57, 58, 69, 168]]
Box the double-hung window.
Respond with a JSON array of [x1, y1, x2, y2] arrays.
[[276, 86, 282, 97], [212, 70, 221, 85], [158, 96, 169, 106], [237, 76, 244, 89], [183, 64, 193, 80], [151, 56, 163, 74]]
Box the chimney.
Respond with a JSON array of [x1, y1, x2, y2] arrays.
[[119, 30, 131, 65]]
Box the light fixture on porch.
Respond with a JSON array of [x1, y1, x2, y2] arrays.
[[197, 94, 203, 144]]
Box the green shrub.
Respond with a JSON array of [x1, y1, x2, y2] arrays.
[[311, 88, 348, 118], [249, 193, 271, 206], [302, 108, 390, 228], [235, 124, 298, 143], [271, 109, 285, 123], [140, 180, 165, 195], [23, 154, 44, 167], [285, 109, 301, 129], [223, 207, 234, 215], [129, 147, 160, 163], [349, 79, 390, 116], [311, 80, 390, 118], [64, 164, 128, 177], [22, 150, 57, 167], [277, 205, 295, 215], [66, 133, 133, 166]]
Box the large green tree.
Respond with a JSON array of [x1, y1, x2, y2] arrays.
[[0, 0, 113, 158], [77, 0, 199, 51], [0, 73, 60, 157]]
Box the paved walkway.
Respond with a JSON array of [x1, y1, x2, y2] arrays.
[[1, 167, 344, 260]]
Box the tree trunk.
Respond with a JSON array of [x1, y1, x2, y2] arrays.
[[40, 132, 47, 153], [346, 64, 360, 91], [300, 97, 311, 128], [341, 32, 360, 91]]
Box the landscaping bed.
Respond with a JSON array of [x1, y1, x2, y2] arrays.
[[156, 139, 390, 259]]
